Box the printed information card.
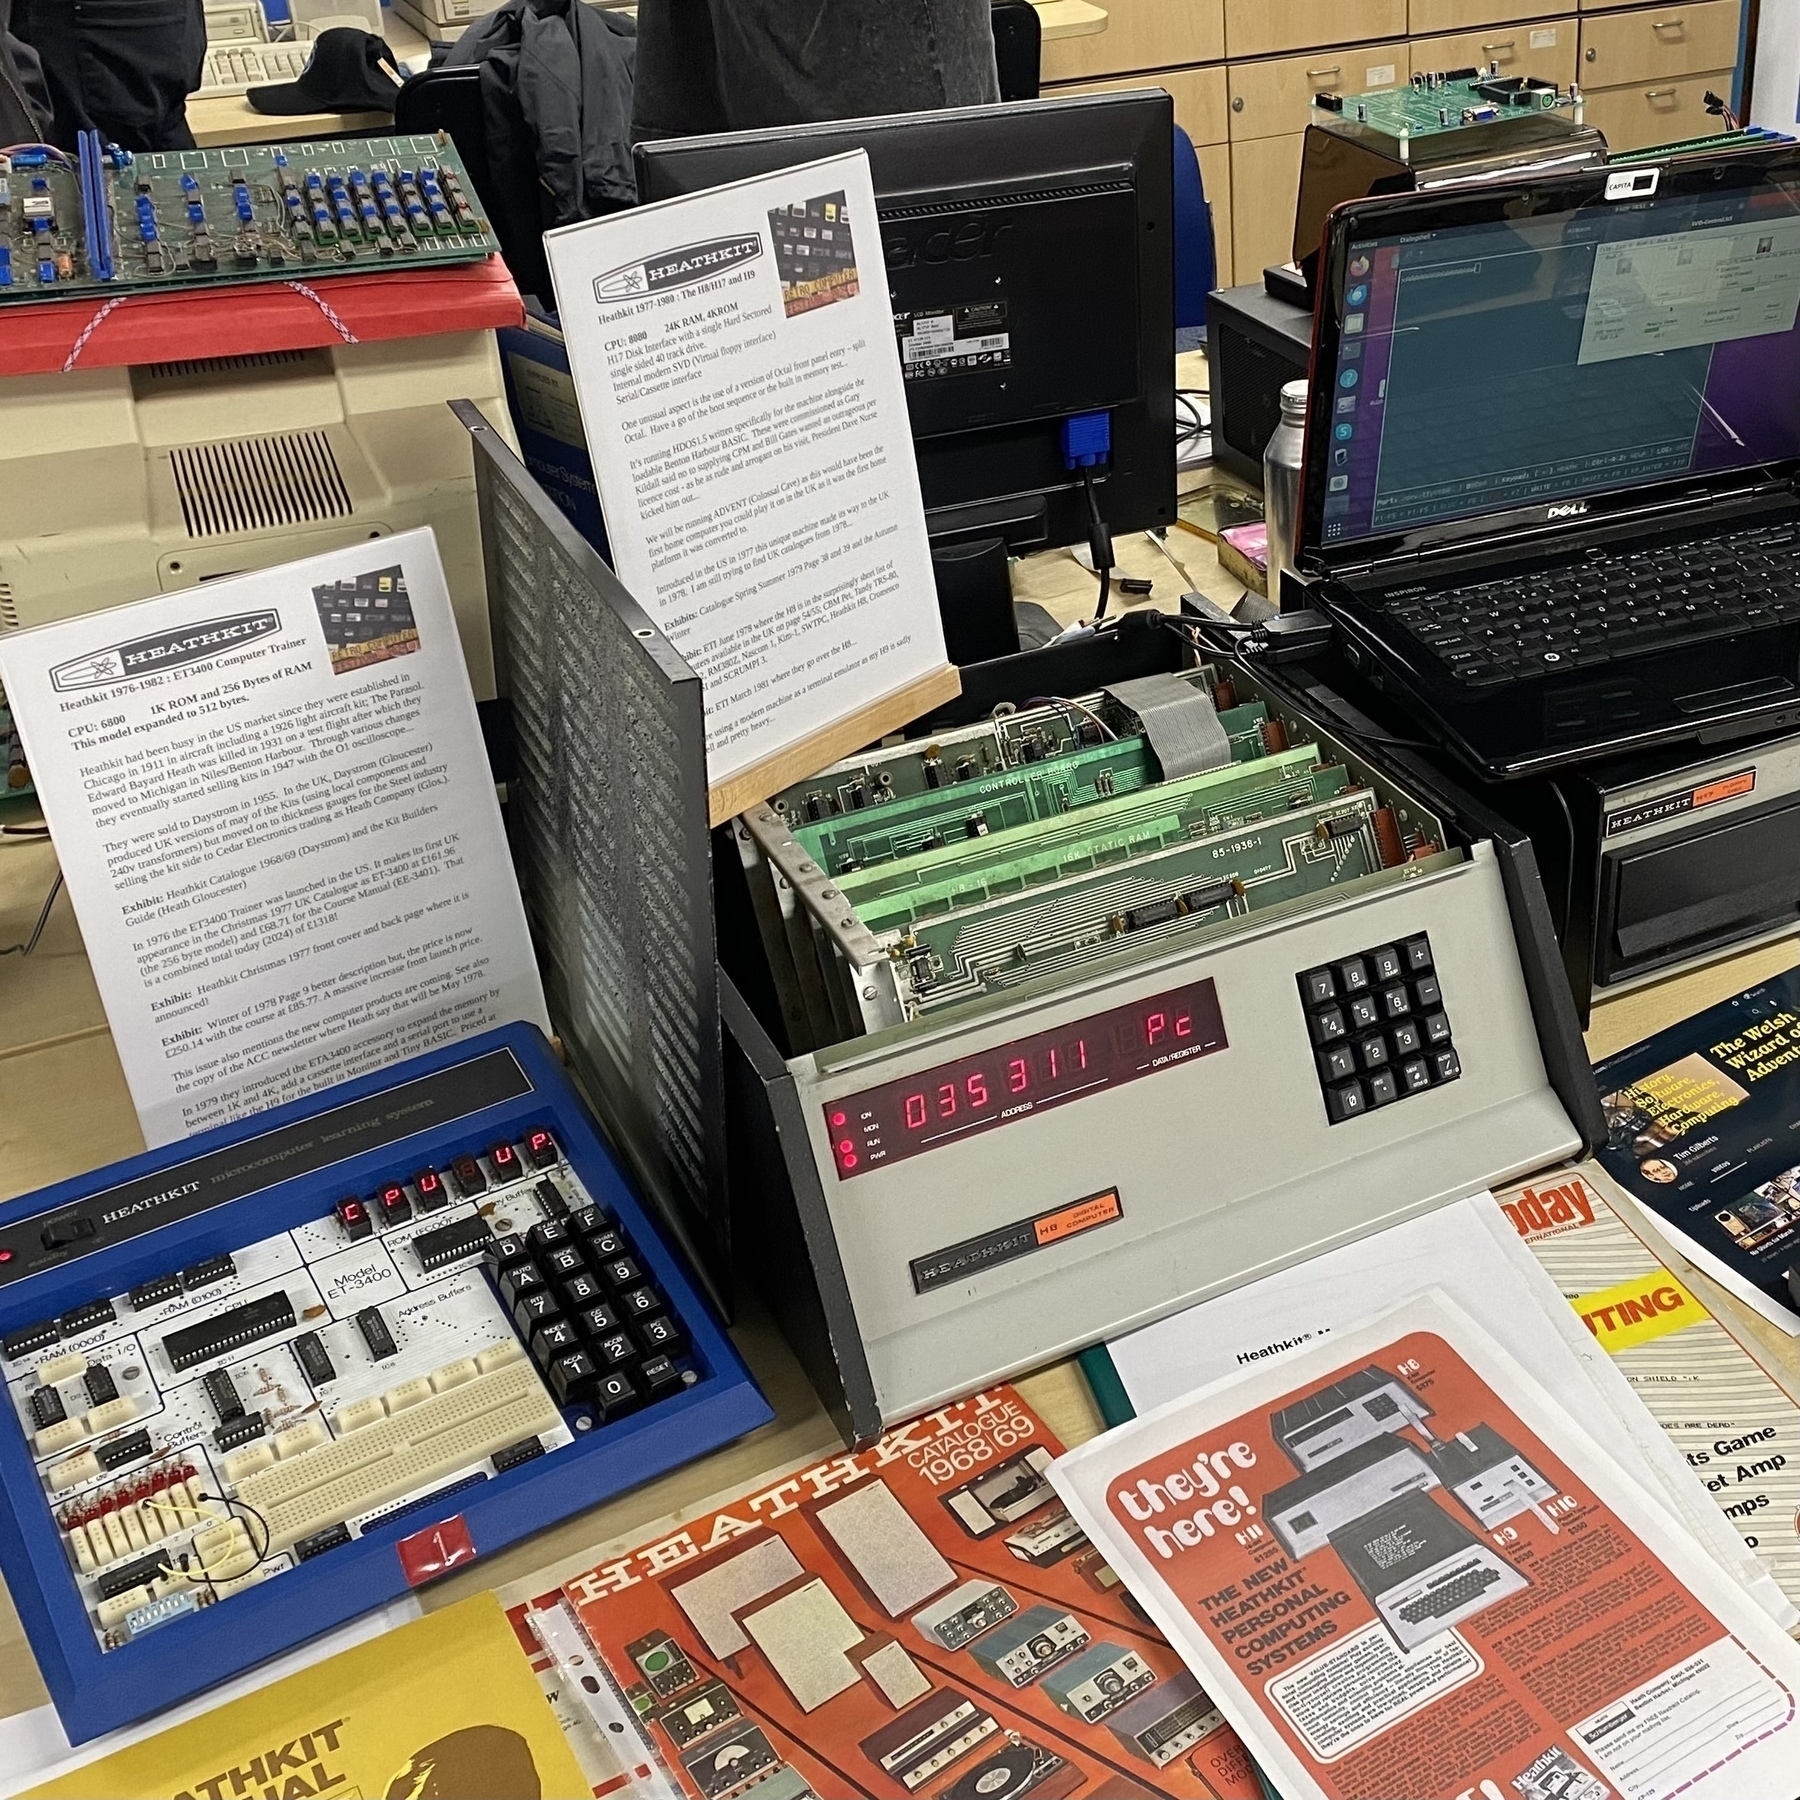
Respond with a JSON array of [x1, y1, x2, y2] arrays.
[[0, 529, 550, 1146], [545, 148, 958, 818]]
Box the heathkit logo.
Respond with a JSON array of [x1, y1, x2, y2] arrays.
[[1546, 501, 1589, 520], [48, 610, 283, 692], [593, 233, 763, 301]]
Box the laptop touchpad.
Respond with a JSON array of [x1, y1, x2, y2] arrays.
[[1672, 676, 1796, 716], [1545, 678, 1654, 740]]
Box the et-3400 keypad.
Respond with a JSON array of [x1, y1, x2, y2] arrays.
[[1298, 934, 1460, 1124]]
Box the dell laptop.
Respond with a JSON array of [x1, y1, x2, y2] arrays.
[[1298, 144, 1800, 777]]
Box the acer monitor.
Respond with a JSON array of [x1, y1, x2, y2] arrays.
[[634, 93, 1176, 577]]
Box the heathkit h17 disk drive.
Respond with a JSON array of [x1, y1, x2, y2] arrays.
[[722, 653, 1603, 1443]]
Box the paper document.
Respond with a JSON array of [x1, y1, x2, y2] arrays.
[[546, 149, 957, 809], [1053, 1291, 1800, 1800], [1101, 1191, 1793, 1629], [0, 531, 549, 1145], [1499, 1165, 1800, 1615]]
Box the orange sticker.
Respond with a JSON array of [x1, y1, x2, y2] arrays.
[[1034, 1189, 1123, 1246], [1692, 771, 1756, 808]]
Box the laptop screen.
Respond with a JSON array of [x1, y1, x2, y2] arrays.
[[1317, 175, 1800, 549]]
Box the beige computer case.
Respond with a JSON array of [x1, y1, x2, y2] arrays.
[[0, 331, 514, 699]]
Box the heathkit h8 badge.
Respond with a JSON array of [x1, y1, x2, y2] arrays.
[[724, 657, 1601, 1443]]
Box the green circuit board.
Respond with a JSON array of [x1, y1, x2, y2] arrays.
[[869, 786, 1406, 1018], [838, 741, 1329, 915], [0, 133, 497, 304], [1316, 70, 1571, 140], [790, 700, 1280, 875]]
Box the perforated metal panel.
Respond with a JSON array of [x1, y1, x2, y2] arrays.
[[456, 402, 728, 1305]]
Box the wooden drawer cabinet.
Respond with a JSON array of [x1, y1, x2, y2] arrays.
[[1411, 0, 1563, 30], [1579, 0, 1740, 85], [1040, 0, 1224, 79], [1225, 0, 1407, 59], [1232, 131, 1306, 278], [1228, 41, 1410, 140], [1580, 66, 1735, 146], [1045, 64, 1231, 146], [1411, 15, 1577, 83]]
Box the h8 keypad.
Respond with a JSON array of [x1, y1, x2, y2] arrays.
[[1299, 933, 1459, 1124]]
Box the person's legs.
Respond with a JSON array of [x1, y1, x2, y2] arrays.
[[13, 0, 205, 150]]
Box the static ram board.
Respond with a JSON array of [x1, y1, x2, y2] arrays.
[[0, 132, 498, 305]]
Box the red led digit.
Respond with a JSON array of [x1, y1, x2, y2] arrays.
[[1047, 1046, 1059, 1079], [1175, 1012, 1192, 1038], [937, 1082, 957, 1118], [1146, 1012, 1167, 1044], [905, 1093, 928, 1129], [967, 1072, 989, 1107], [1076, 1038, 1089, 1069], [1009, 1058, 1029, 1093]]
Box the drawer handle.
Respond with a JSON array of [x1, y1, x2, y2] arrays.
[[1652, 17, 1686, 30], [1305, 64, 1342, 78], [1481, 38, 1515, 51], [1644, 85, 1678, 98]]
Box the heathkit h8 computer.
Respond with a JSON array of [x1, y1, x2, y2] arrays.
[[722, 651, 1605, 1445]]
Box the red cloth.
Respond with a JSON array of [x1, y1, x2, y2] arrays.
[[0, 255, 525, 376]]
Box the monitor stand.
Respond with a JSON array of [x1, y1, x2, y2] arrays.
[[931, 534, 1022, 665]]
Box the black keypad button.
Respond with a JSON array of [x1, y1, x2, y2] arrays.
[[1367, 1069, 1400, 1107], [498, 1263, 546, 1311], [1390, 1020, 1423, 1058], [1369, 945, 1403, 984], [618, 1285, 661, 1321], [1401, 935, 1433, 974], [527, 1218, 573, 1255], [598, 1255, 644, 1290], [595, 1370, 641, 1420], [1332, 956, 1370, 995], [1300, 967, 1336, 1007], [570, 1205, 614, 1239], [532, 1319, 579, 1363], [549, 1349, 598, 1406], [638, 1315, 685, 1356], [577, 1303, 620, 1339], [1429, 1045, 1462, 1083], [1307, 1007, 1348, 1047], [563, 1272, 605, 1309], [640, 1355, 682, 1400], [1325, 1080, 1368, 1123], [544, 1245, 585, 1279], [1378, 984, 1411, 1020], [595, 1331, 636, 1371], [1357, 1035, 1390, 1071], [1421, 1009, 1453, 1046], [516, 1288, 561, 1327], [1400, 1057, 1433, 1094], [1317, 1043, 1357, 1084], [1411, 973, 1442, 1009], [1347, 993, 1380, 1033], [486, 1233, 531, 1274], [587, 1227, 630, 1263]]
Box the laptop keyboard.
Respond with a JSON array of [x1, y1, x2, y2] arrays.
[[1379, 522, 1800, 688]]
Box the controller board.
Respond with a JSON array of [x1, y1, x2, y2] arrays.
[[0, 1025, 771, 1742], [0, 130, 499, 304], [1313, 65, 1574, 141]]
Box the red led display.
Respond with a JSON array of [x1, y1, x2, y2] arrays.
[[824, 977, 1226, 1179]]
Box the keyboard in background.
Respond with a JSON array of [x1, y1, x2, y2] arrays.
[[196, 41, 312, 99]]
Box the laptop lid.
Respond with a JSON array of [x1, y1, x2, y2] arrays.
[[1299, 145, 1800, 576]]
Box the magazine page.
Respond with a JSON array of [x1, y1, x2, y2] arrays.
[[1051, 1292, 1800, 1800], [1593, 970, 1800, 1335], [1099, 1192, 1792, 1628], [499, 1386, 1266, 1799], [1497, 1166, 1800, 1614]]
